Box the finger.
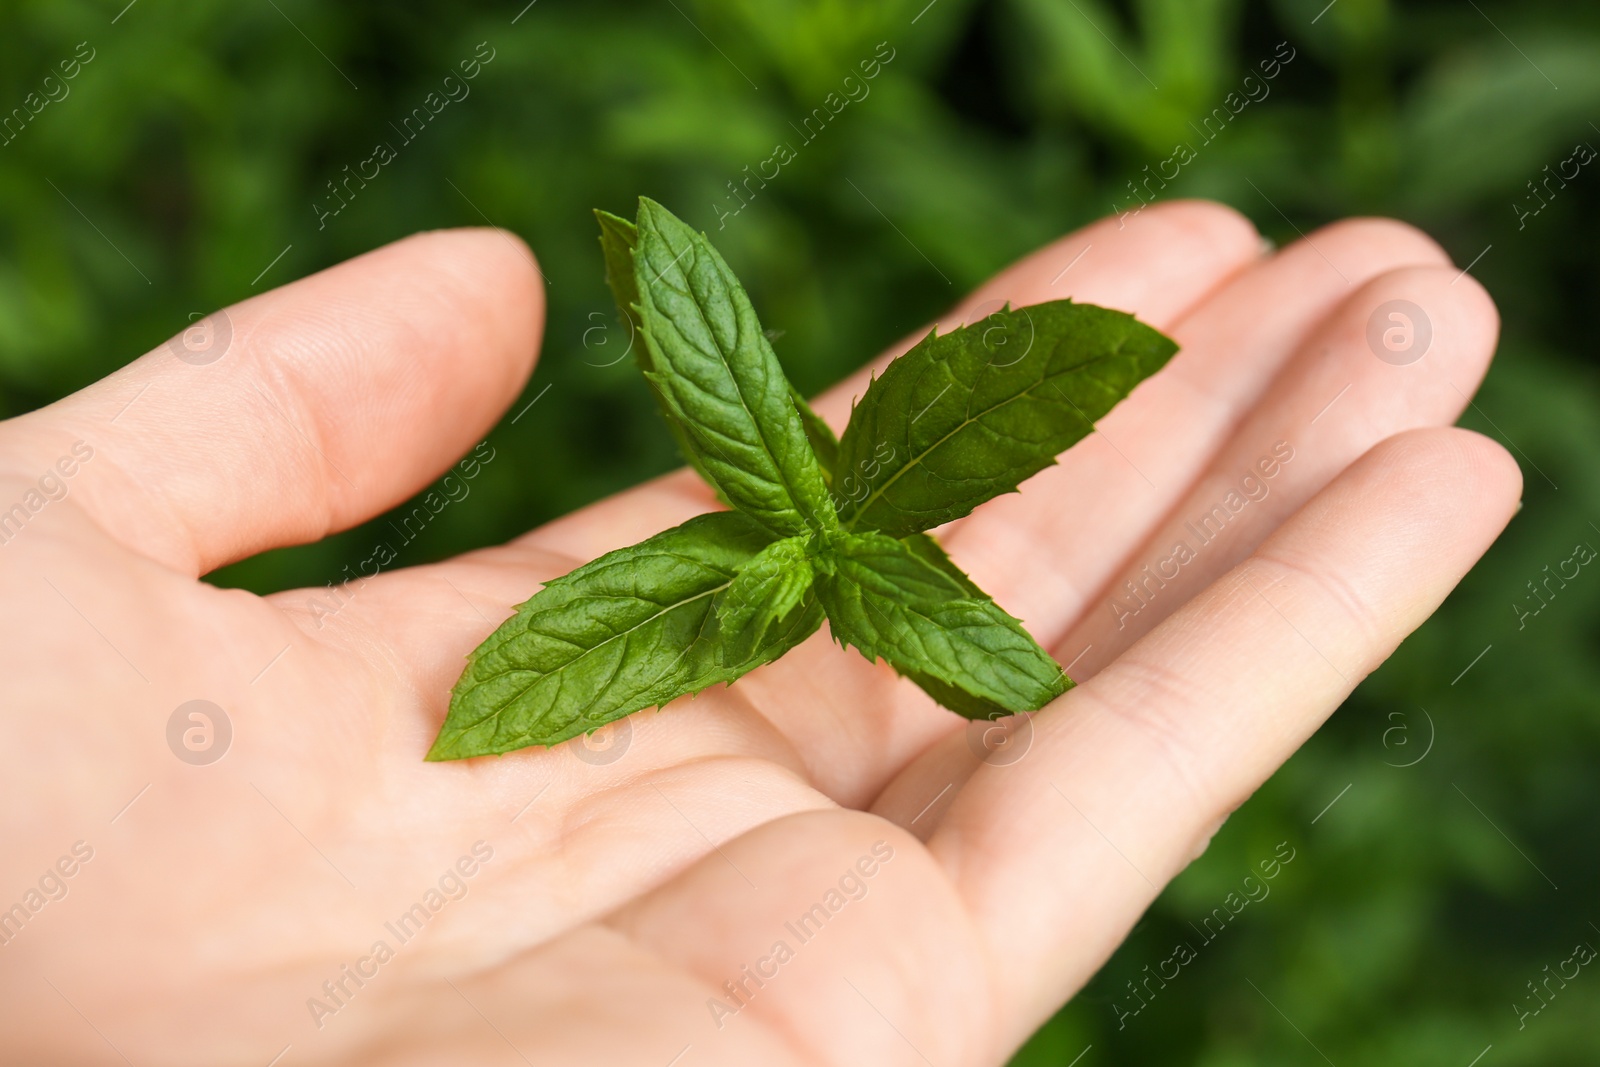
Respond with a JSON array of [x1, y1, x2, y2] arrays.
[[1052, 264, 1499, 676], [923, 427, 1521, 1045], [944, 218, 1452, 639], [2, 229, 544, 575]]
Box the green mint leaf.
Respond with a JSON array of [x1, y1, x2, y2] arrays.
[[813, 530, 1070, 716], [633, 197, 835, 537], [429, 511, 820, 760], [596, 208, 727, 498], [712, 535, 815, 664], [835, 300, 1178, 536], [884, 533, 1025, 718]]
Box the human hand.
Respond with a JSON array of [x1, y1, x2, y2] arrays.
[[0, 202, 1518, 1065]]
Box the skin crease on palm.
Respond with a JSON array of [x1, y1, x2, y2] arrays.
[[0, 200, 1521, 1067]]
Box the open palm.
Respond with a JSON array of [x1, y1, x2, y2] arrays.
[[0, 201, 1518, 1066]]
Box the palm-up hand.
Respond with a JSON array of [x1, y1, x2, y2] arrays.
[[0, 202, 1518, 1066]]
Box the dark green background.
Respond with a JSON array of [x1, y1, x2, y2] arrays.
[[3, 0, 1596, 1062]]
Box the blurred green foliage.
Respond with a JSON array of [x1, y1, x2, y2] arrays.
[[2, 0, 1597, 1061]]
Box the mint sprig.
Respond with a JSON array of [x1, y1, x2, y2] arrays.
[[427, 198, 1177, 761]]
